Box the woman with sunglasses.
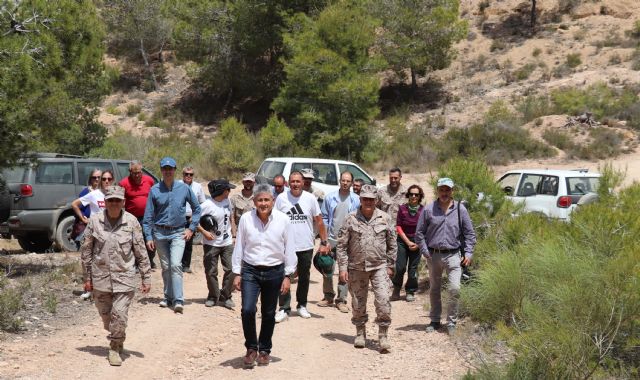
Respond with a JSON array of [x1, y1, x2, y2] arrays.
[[72, 169, 115, 225], [391, 184, 425, 302], [72, 169, 103, 244]]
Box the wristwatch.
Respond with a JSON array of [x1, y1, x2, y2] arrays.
[[285, 274, 292, 280], [320, 240, 329, 247]]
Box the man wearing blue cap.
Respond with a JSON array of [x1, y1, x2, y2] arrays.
[[415, 177, 476, 335], [143, 157, 201, 313]]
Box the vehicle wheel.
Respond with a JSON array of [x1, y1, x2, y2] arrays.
[[17, 235, 52, 253], [54, 215, 78, 252]]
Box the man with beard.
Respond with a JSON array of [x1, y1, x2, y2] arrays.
[[231, 172, 256, 237], [352, 178, 364, 195], [376, 168, 406, 228]]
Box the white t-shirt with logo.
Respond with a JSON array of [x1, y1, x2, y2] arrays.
[[200, 198, 232, 247], [275, 189, 320, 251], [80, 189, 105, 215]]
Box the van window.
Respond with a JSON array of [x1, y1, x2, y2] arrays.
[[339, 164, 372, 184], [292, 163, 337, 185], [566, 177, 599, 195], [78, 162, 114, 185], [36, 162, 74, 184], [517, 174, 543, 196], [257, 161, 286, 180]]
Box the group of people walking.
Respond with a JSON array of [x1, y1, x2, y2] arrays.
[[77, 158, 476, 368]]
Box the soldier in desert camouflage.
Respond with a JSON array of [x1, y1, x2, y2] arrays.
[[337, 184, 397, 353], [80, 185, 151, 366]]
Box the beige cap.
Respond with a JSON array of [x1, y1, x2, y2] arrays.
[[300, 168, 315, 179], [359, 184, 377, 199], [104, 185, 125, 200], [242, 172, 256, 182]]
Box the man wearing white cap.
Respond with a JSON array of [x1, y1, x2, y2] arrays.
[[231, 172, 256, 237], [415, 177, 476, 335], [300, 168, 325, 204]]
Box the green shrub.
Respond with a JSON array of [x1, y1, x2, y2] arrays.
[[513, 63, 536, 81], [517, 95, 552, 122], [0, 274, 24, 331], [490, 39, 506, 52], [542, 129, 573, 150], [43, 292, 58, 314], [106, 105, 121, 115], [631, 20, 640, 38], [609, 53, 622, 65], [566, 53, 582, 68], [259, 115, 295, 157], [137, 112, 147, 121], [126, 103, 142, 117], [550, 83, 638, 120], [568, 127, 624, 159], [211, 117, 259, 175], [532, 48, 542, 57]]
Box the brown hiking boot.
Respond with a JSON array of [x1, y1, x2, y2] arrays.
[[379, 326, 391, 353], [243, 349, 257, 368], [317, 298, 334, 307], [257, 351, 270, 366], [354, 325, 366, 348], [108, 344, 122, 366], [390, 287, 401, 301], [336, 302, 350, 313]]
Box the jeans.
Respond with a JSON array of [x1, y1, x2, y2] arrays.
[[278, 249, 312, 313], [427, 251, 462, 326], [154, 228, 186, 305], [241, 262, 284, 353], [181, 216, 193, 269], [392, 238, 421, 294], [203, 244, 235, 301]]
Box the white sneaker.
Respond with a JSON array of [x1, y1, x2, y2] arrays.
[[274, 309, 288, 323], [80, 291, 92, 300], [297, 306, 311, 319]]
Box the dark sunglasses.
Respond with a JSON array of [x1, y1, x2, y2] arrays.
[[183, 173, 194, 177], [91, 176, 101, 180], [106, 198, 123, 203], [408, 193, 420, 197], [102, 177, 114, 182]]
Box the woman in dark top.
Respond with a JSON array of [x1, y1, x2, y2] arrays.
[[391, 184, 425, 302]]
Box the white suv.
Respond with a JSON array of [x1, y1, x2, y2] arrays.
[[256, 157, 376, 195], [497, 169, 600, 220]]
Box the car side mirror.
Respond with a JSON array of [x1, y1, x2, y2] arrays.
[[503, 186, 513, 195], [371, 179, 376, 185]]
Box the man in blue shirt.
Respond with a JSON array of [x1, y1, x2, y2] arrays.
[[319, 171, 359, 313], [143, 157, 201, 313]]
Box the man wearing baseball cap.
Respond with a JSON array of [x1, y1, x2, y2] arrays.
[[143, 157, 201, 313], [198, 179, 236, 309], [231, 172, 256, 237], [300, 168, 325, 205], [415, 177, 476, 335], [80, 185, 151, 366], [337, 184, 397, 353]]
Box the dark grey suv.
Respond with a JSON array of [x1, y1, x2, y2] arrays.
[[0, 153, 158, 252]]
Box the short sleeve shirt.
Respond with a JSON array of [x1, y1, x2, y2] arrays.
[[200, 198, 232, 247], [80, 189, 105, 215], [275, 190, 321, 251], [119, 175, 154, 218], [230, 193, 255, 227]]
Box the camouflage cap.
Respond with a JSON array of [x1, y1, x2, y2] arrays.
[[104, 185, 125, 200], [242, 172, 256, 182], [300, 168, 315, 179], [359, 184, 377, 199]]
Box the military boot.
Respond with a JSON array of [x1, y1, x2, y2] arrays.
[[108, 341, 122, 366], [378, 326, 391, 353], [390, 287, 401, 301], [354, 325, 366, 348]]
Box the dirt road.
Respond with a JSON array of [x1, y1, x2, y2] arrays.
[[0, 245, 472, 380]]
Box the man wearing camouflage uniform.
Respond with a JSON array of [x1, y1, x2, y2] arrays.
[[337, 185, 397, 353], [80, 186, 151, 366], [376, 167, 406, 228], [231, 172, 256, 237]]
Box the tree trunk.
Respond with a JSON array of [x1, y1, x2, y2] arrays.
[[139, 39, 159, 91], [410, 67, 417, 94], [531, 0, 537, 32]]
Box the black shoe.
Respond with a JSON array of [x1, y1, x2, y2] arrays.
[[425, 322, 441, 333]]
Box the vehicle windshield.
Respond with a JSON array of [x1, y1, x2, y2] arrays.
[[566, 177, 600, 195], [257, 161, 286, 180]]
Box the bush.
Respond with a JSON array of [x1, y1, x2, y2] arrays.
[[517, 95, 552, 122], [0, 274, 24, 331], [568, 127, 625, 159], [566, 53, 582, 68], [106, 105, 121, 115], [532, 48, 541, 57], [513, 63, 536, 81], [259, 115, 295, 157], [126, 103, 142, 117], [211, 117, 259, 175], [542, 129, 573, 150], [462, 176, 640, 378]]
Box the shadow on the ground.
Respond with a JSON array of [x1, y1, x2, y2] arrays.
[[220, 355, 282, 369], [77, 345, 144, 359], [320, 332, 379, 352], [396, 323, 428, 332]]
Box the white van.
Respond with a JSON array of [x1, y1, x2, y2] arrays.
[[256, 157, 376, 195]]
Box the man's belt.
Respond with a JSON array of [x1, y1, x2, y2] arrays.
[[428, 247, 460, 254], [154, 224, 183, 230]]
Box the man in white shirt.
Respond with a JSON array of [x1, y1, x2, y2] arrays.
[[274, 171, 330, 322], [232, 184, 297, 368], [199, 179, 236, 309], [180, 166, 206, 273]]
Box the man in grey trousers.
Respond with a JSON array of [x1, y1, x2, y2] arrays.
[[415, 177, 476, 335]]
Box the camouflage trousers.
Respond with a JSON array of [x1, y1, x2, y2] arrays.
[[348, 268, 392, 327], [93, 290, 134, 344]]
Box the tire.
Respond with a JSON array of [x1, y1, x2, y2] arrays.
[[17, 234, 52, 253], [54, 215, 78, 252]]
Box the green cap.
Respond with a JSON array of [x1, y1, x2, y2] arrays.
[[313, 253, 335, 277]]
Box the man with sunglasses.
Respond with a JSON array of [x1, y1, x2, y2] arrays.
[[179, 166, 206, 273], [197, 179, 236, 309], [119, 161, 156, 268], [143, 157, 201, 313], [80, 185, 151, 366]]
